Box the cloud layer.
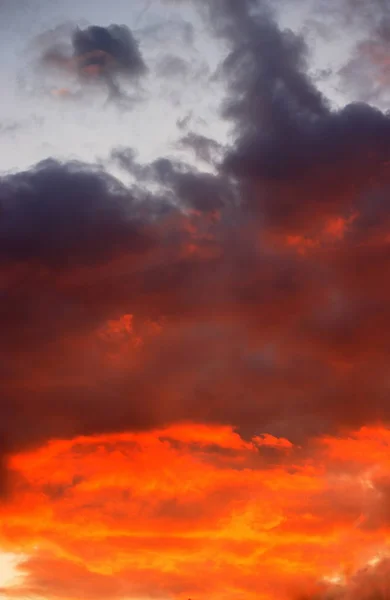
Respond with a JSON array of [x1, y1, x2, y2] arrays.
[[2, 0, 390, 598], [2, 425, 390, 600]]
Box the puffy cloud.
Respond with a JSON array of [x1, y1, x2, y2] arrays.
[[71, 24, 146, 78], [36, 23, 146, 103], [0, 159, 155, 268]]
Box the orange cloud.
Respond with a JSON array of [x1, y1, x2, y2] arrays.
[[1, 424, 390, 600]]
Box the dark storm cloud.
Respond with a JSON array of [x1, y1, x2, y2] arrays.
[[224, 102, 390, 180], [71, 24, 146, 78], [219, 8, 327, 137], [0, 160, 174, 390], [223, 101, 390, 235], [195, 0, 390, 234], [207, 1, 329, 179], [151, 157, 235, 211], [0, 159, 153, 269], [36, 22, 146, 105], [111, 149, 235, 211]]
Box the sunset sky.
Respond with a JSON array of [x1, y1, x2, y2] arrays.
[[1, 0, 390, 599]]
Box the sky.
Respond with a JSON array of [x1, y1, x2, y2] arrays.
[[1, 0, 390, 599]]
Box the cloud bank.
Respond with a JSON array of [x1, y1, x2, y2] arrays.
[[1, 0, 390, 598]]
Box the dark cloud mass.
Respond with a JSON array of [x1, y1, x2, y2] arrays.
[[2, 0, 390, 523], [71, 24, 146, 77], [0, 159, 153, 268], [38, 22, 146, 103]]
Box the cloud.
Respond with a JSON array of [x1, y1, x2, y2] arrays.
[[297, 557, 390, 600], [156, 54, 190, 79], [0, 159, 155, 268], [2, 425, 390, 600], [339, 16, 390, 107], [111, 149, 235, 210], [36, 23, 146, 103], [178, 131, 225, 164], [2, 0, 390, 485], [2, 127, 390, 497], [71, 24, 146, 77], [3, 1, 390, 597], [206, 2, 390, 237]]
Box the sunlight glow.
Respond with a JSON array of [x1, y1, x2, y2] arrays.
[[0, 552, 24, 588]]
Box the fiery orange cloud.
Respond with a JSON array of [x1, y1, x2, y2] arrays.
[[1, 424, 390, 600]]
